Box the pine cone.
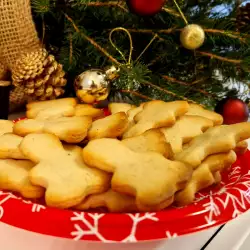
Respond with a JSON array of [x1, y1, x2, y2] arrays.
[[11, 48, 67, 102], [237, 3, 250, 32], [12, 48, 47, 83]]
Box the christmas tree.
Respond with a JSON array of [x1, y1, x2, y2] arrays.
[[31, 0, 250, 108]]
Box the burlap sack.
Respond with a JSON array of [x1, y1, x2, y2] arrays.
[[0, 0, 41, 112], [0, 0, 40, 69], [0, 61, 8, 80]]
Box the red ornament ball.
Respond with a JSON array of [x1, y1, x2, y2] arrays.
[[215, 98, 249, 125], [126, 0, 165, 16]]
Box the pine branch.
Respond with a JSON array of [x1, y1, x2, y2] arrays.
[[31, 0, 52, 15], [32, 0, 250, 106], [64, 13, 120, 65], [204, 29, 249, 43], [162, 7, 181, 17], [161, 75, 215, 96], [142, 81, 199, 104], [127, 28, 249, 43], [83, 1, 128, 12], [69, 33, 73, 65], [120, 90, 153, 100], [197, 51, 242, 64]]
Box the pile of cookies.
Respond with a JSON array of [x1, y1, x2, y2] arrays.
[[0, 97, 249, 213]]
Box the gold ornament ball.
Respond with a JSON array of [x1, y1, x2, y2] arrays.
[[74, 69, 111, 104], [180, 24, 205, 50]]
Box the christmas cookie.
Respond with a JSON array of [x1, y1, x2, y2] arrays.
[[83, 138, 192, 208], [75, 104, 104, 120], [0, 159, 44, 199], [0, 133, 27, 159], [175, 151, 236, 206], [186, 103, 223, 126], [108, 103, 136, 115], [13, 116, 92, 143], [26, 98, 77, 120], [235, 140, 248, 155], [123, 100, 189, 139], [20, 133, 110, 208], [122, 129, 172, 158], [87, 112, 128, 140], [174, 122, 250, 168], [161, 115, 213, 154], [0, 120, 14, 136], [76, 189, 137, 213]]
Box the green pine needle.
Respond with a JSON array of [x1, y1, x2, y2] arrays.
[[31, 0, 52, 15], [31, 0, 250, 108], [113, 63, 151, 91]]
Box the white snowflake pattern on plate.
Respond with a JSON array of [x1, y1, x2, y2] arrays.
[[70, 212, 159, 242], [201, 166, 250, 224], [0, 191, 46, 219]]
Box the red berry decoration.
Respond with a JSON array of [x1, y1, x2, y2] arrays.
[[126, 0, 165, 16], [102, 107, 111, 117], [215, 98, 249, 125]]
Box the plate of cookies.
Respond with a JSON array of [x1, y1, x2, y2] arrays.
[[0, 97, 250, 242]]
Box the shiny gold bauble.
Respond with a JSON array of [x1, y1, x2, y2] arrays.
[[74, 69, 111, 104], [180, 24, 205, 50]]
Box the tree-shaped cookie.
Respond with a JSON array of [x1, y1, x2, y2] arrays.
[[26, 98, 77, 120], [235, 140, 248, 155], [186, 103, 223, 125], [0, 120, 13, 136], [76, 188, 174, 212], [0, 159, 44, 199], [122, 129, 172, 158], [123, 103, 145, 134], [175, 122, 250, 168], [14, 116, 92, 143], [87, 112, 128, 140], [161, 115, 213, 154], [20, 133, 110, 209], [175, 151, 236, 206], [75, 104, 104, 119], [123, 100, 189, 139], [0, 134, 27, 159], [108, 103, 136, 115], [83, 138, 192, 207], [76, 189, 137, 213]]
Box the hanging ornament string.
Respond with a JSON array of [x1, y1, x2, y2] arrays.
[[135, 34, 158, 63], [172, 0, 189, 25], [109, 27, 158, 66], [172, 0, 205, 51], [109, 27, 133, 66]]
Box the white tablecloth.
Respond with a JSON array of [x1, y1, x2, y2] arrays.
[[0, 222, 218, 250]]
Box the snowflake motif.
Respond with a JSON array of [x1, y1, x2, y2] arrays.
[[70, 212, 158, 242], [121, 213, 158, 242], [166, 231, 178, 239], [203, 191, 221, 224], [202, 166, 250, 223], [228, 166, 242, 179], [71, 212, 111, 242], [0, 191, 18, 219], [22, 200, 46, 213], [0, 191, 46, 218]]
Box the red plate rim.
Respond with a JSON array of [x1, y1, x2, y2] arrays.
[[0, 119, 249, 242]]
